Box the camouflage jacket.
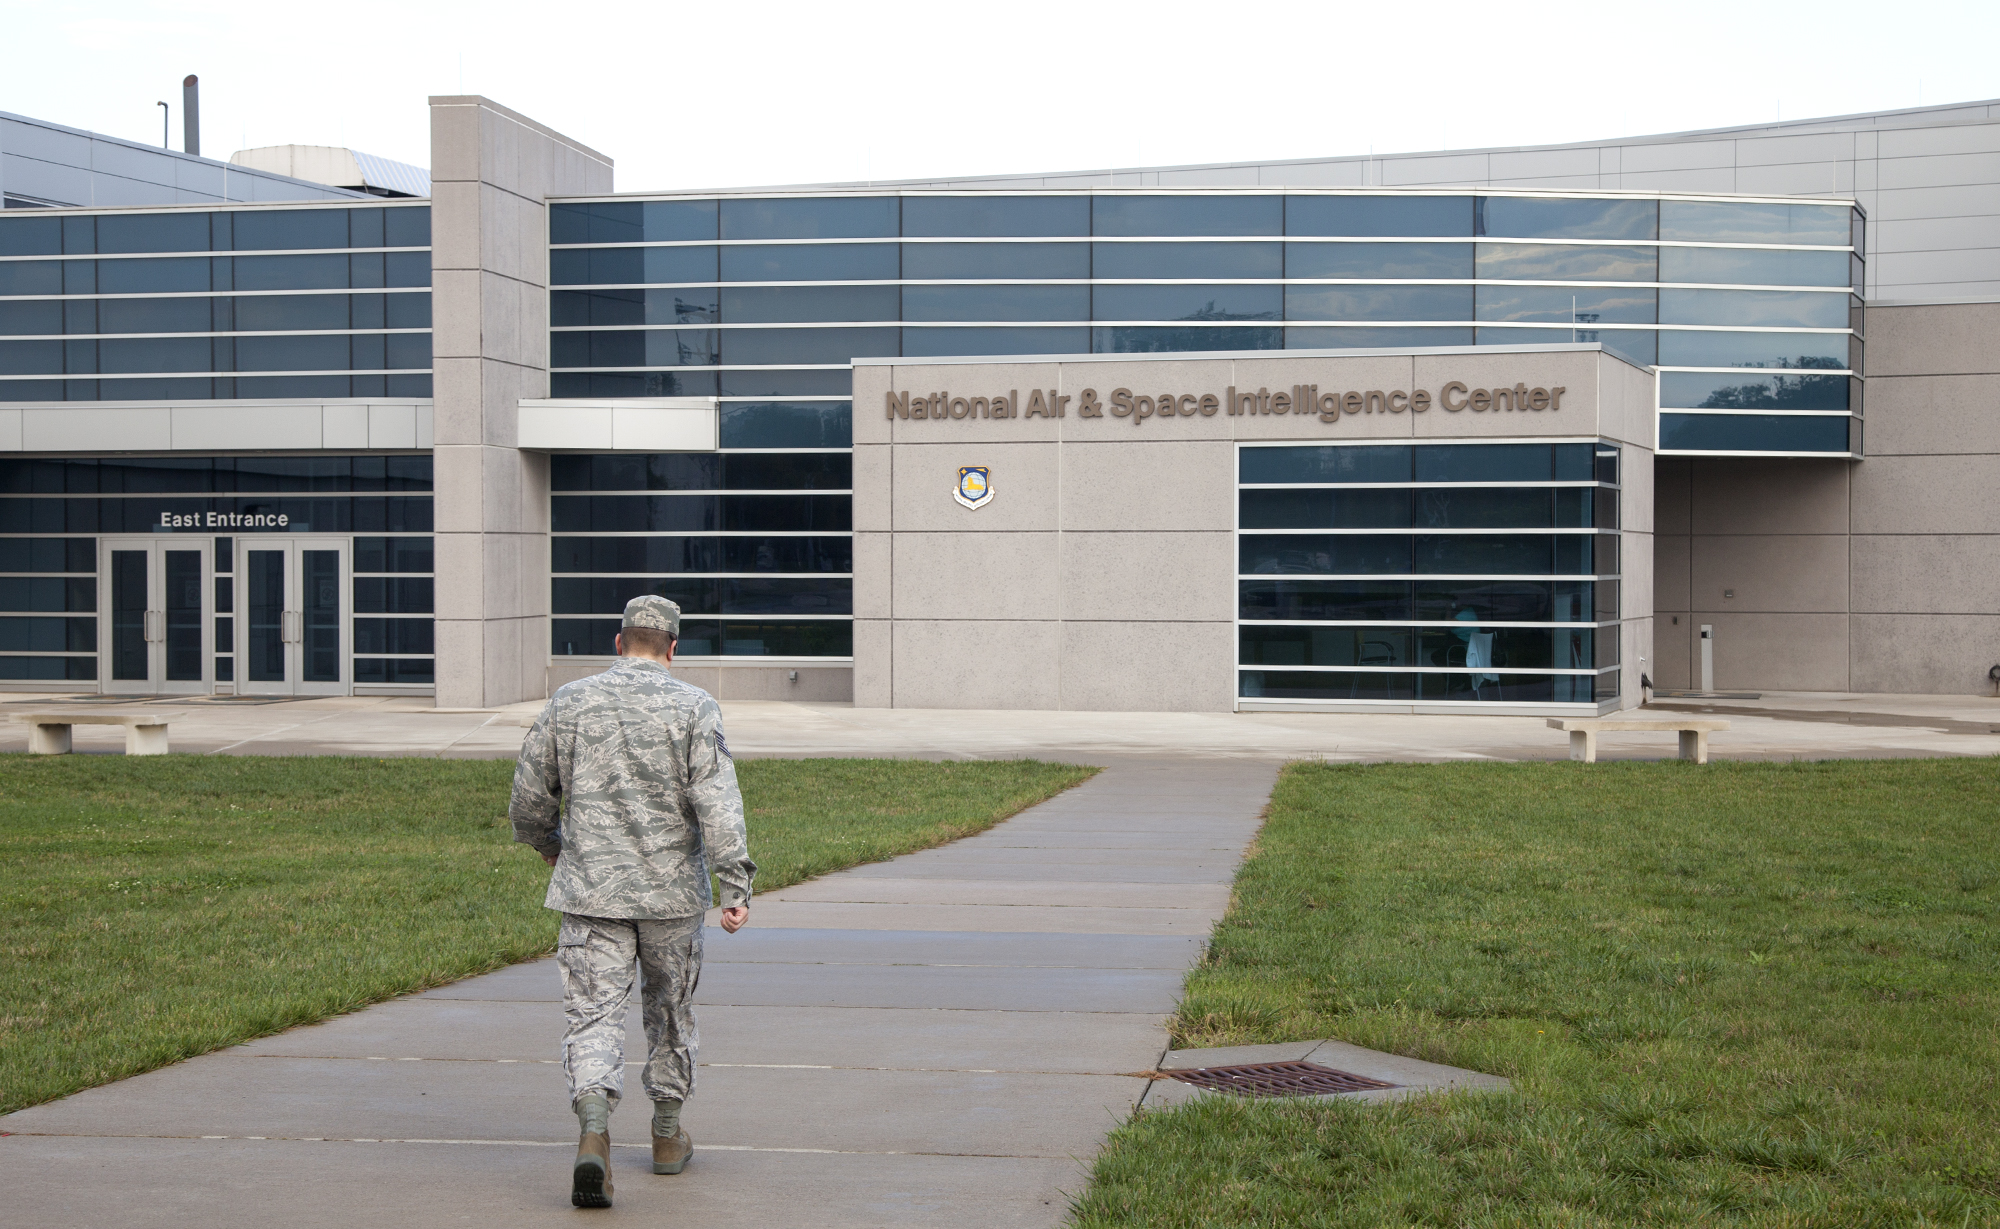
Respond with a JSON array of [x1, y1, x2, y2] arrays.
[[509, 658, 755, 919]]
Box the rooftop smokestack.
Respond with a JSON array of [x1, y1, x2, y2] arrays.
[[182, 75, 199, 157]]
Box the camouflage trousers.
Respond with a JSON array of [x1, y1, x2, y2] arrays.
[[556, 912, 703, 1107]]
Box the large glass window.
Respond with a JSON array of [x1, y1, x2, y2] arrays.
[[1093, 195, 1281, 236], [1092, 242, 1282, 279], [721, 197, 898, 240], [901, 243, 1088, 280], [1658, 201, 1852, 246], [1478, 197, 1656, 241], [550, 451, 854, 661], [1093, 284, 1280, 321], [903, 196, 1087, 237], [720, 244, 898, 282], [1659, 288, 1849, 328], [1658, 246, 1849, 287], [1286, 243, 1471, 279], [1285, 285, 1472, 321], [1237, 441, 1619, 707], [1285, 196, 1472, 237], [1475, 244, 1656, 282], [903, 286, 1088, 321], [0, 205, 431, 400]]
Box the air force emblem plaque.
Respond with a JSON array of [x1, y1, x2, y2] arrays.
[[953, 466, 994, 509]]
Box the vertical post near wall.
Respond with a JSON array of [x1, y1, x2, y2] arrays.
[[428, 96, 613, 707]]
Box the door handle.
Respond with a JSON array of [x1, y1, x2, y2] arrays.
[[144, 610, 164, 642], [282, 610, 302, 643]]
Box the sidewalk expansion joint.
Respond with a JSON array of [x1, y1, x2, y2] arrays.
[[0, 1130, 1049, 1158]]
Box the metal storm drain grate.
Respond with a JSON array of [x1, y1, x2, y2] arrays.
[[1164, 1061, 1400, 1097]]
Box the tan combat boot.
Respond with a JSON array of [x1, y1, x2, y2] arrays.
[[652, 1128, 693, 1175], [572, 1093, 614, 1208]]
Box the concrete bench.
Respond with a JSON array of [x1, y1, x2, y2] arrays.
[[1547, 717, 1729, 764], [15, 712, 172, 756]]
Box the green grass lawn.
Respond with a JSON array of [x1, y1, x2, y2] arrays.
[[1074, 758, 2000, 1228], [0, 754, 1093, 1114]]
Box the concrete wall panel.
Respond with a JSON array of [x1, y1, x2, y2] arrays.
[[1851, 534, 2000, 613], [1060, 532, 1235, 622], [891, 532, 1058, 621], [1851, 614, 2000, 694], [1654, 532, 1693, 611], [1689, 535, 1850, 612], [1057, 620, 1235, 711], [1059, 440, 1234, 531], [1694, 612, 1851, 691], [1689, 458, 1850, 535], [890, 441, 1060, 532], [852, 532, 890, 618], [1852, 455, 2000, 533], [852, 619, 891, 707], [890, 620, 1062, 709], [1861, 374, 2000, 456]]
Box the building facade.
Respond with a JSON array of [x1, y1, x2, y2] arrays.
[[4, 95, 1998, 707]]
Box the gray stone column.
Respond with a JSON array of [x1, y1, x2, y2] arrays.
[[428, 97, 612, 707]]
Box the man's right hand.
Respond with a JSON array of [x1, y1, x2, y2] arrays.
[[542, 852, 559, 867]]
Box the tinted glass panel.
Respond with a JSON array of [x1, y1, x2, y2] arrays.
[[549, 536, 853, 573], [1657, 412, 1851, 452], [549, 246, 724, 285], [902, 197, 1088, 237], [97, 258, 211, 293], [719, 403, 852, 448], [1285, 242, 1470, 279], [1476, 285, 1656, 324], [235, 334, 353, 372], [93, 297, 210, 333], [1239, 488, 1412, 528], [903, 327, 1090, 356], [0, 262, 62, 296], [231, 253, 350, 291], [1659, 246, 1849, 287], [1239, 579, 1414, 620], [1285, 285, 1472, 321], [1242, 445, 1410, 484], [1093, 284, 1279, 321], [1288, 326, 1474, 349], [232, 294, 352, 331], [353, 537, 434, 572], [1415, 443, 1564, 483], [0, 300, 62, 334], [384, 207, 430, 248], [1656, 330, 1848, 369], [1658, 201, 1852, 246], [720, 198, 897, 240], [164, 548, 202, 680], [902, 285, 1087, 321], [1659, 288, 1848, 328], [1659, 371, 1849, 410], [722, 285, 899, 323], [232, 209, 352, 251], [1415, 580, 1595, 622], [552, 330, 715, 368], [1091, 242, 1281, 279], [1479, 197, 1655, 240], [98, 337, 211, 373], [1093, 196, 1281, 236], [1094, 326, 1279, 353], [720, 244, 897, 281], [96, 212, 211, 254], [0, 216, 63, 256], [719, 327, 898, 364], [1476, 243, 1655, 282], [901, 242, 1087, 279], [352, 618, 434, 655], [1286, 196, 1472, 237], [551, 288, 715, 327], [1239, 534, 1411, 574]]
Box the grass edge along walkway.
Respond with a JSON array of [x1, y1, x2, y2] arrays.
[[1071, 757, 2000, 1228], [0, 754, 1097, 1114]]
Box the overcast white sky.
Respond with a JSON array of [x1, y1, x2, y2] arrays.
[[4, 0, 1997, 192]]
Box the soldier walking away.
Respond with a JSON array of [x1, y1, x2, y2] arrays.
[[509, 595, 756, 1209]]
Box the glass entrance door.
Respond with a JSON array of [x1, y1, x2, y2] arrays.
[[237, 539, 349, 696], [99, 538, 212, 695]]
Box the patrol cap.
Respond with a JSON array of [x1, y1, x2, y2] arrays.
[[622, 594, 681, 637]]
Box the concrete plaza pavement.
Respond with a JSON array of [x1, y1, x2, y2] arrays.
[[2, 689, 1998, 762], [0, 758, 1275, 1228]]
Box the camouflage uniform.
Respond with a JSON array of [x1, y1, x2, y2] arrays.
[[510, 596, 755, 1107]]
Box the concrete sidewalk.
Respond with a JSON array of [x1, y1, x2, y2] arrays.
[[3, 690, 1996, 763], [0, 759, 1275, 1228]]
